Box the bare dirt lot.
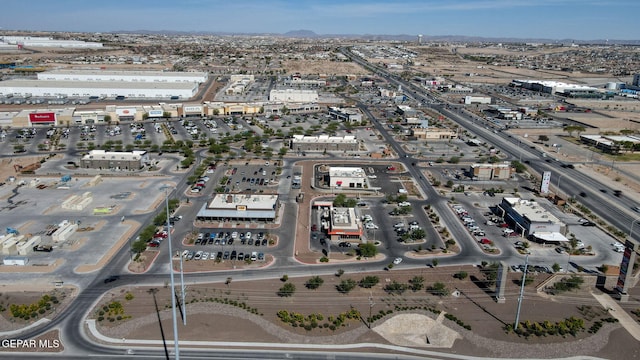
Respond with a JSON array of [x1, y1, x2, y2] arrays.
[[87, 266, 639, 359]]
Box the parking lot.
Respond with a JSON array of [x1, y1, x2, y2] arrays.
[[178, 228, 271, 267], [0, 175, 174, 271]]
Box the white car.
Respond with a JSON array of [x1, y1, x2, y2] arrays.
[[365, 223, 379, 229], [231, 231, 238, 239], [393, 257, 403, 265]]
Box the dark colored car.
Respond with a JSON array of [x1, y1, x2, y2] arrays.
[[104, 275, 120, 284]]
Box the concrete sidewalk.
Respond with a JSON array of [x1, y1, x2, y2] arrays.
[[591, 292, 640, 341]]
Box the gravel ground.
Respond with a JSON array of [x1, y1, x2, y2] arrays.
[[94, 301, 627, 359]]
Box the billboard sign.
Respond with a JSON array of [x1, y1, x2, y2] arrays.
[[29, 112, 56, 123], [540, 171, 551, 194], [148, 110, 164, 118], [115, 108, 137, 116], [616, 240, 637, 294]]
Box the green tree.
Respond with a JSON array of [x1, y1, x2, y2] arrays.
[[537, 135, 549, 142], [511, 160, 526, 173], [131, 238, 148, 254], [358, 243, 378, 258]]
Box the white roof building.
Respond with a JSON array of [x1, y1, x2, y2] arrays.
[[196, 194, 279, 221], [38, 70, 208, 83], [0, 79, 198, 99]]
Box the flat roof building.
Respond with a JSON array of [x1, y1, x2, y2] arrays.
[[497, 197, 567, 241], [290, 134, 358, 152], [37, 70, 208, 83], [328, 107, 363, 123], [327, 207, 363, 242], [470, 163, 513, 180], [80, 150, 149, 171], [196, 194, 278, 222], [0, 79, 198, 100], [269, 89, 318, 103], [329, 167, 367, 189]]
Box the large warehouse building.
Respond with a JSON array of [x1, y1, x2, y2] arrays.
[[0, 79, 198, 99], [37, 70, 208, 83]]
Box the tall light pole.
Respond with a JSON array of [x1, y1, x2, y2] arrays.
[[164, 188, 180, 359], [179, 251, 186, 326], [556, 173, 565, 198]]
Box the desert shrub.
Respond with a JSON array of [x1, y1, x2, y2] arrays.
[[277, 283, 296, 297], [454, 271, 468, 280], [305, 276, 324, 290], [428, 282, 449, 296], [359, 276, 380, 288], [384, 281, 408, 295], [336, 279, 357, 294]]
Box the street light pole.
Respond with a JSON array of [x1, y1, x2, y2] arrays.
[[556, 173, 565, 198], [164, 188, 180, 359]]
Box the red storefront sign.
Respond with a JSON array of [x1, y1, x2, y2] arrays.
[[29, 112, 56, 123]]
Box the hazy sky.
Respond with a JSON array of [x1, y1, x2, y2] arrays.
[[1, 0, 637, 40]]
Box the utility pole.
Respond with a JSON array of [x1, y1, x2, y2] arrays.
[[514, 255, 529, 331]]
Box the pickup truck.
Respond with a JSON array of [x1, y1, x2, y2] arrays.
[[33, 244, 53, 252]]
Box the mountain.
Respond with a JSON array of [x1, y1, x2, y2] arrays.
[[105, 29, 640, 45], [282, 30, 318, 38]]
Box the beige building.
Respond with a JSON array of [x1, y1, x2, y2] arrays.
[[80, 150, 149, 170], [290, 135, 358, 153], [411, 128, 457, 140], [470, 163, 513, 180]]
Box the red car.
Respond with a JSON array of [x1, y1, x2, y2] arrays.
[[479, 238, 492, 245], [311, 224, 318, 231]]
